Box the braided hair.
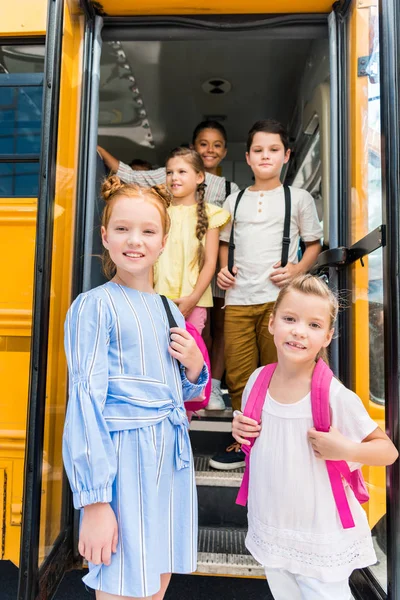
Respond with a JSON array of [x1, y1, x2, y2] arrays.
[[165, 147, 209, 271]]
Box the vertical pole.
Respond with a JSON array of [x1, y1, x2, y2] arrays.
[[379, 0, 400, 597], [17, 0, 64, 599], [328, 10, 340, 375]]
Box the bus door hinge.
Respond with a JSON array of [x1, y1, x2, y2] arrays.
[[358, 55, 371, 77], [315, 225, 386, 270], [358, 54, 380, 83]]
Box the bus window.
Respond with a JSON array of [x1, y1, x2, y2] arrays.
[[0, 46, 44, 197], [291, 82, 330, 241], [292, 129, 322, 221], [366, 32, 384, 407]]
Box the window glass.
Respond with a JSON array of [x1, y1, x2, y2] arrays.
[[292, 131, 323, 222], [0, 163, 41, 196], [0, 46, 44, 197], [292, 130, 321, 191], [360, 6, 387, 594]]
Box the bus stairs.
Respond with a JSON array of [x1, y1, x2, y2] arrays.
[[189, 407, 264, 578]]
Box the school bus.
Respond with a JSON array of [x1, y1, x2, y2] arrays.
[[0, 0, 399, 598]]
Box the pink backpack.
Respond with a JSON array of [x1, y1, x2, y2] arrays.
[[236, 358, 369, 529], [161, 296, 211, 411]]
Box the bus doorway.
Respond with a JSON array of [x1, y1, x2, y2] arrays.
[[80, 5, 396, 599], [92, 15, 331, 582]]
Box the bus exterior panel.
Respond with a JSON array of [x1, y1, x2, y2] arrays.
[[0, 2, 397, 599], [38, 1, 85, 567], [348, 0, 386, 532], [0, 0, 84, 569], [2, 1, 47, 37], [0, 197, 36, 565]]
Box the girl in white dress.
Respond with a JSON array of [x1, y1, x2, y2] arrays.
[[232, 274, 398, 600]]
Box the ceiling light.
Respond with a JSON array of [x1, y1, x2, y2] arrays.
[[201, 78, 232, 95]]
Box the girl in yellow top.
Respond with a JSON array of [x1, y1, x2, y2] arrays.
[[154, 147, 230, 334]]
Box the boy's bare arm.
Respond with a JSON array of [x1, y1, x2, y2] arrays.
[[297, 240, 322, 273], [219, 241, 229, 268], [270, 240, 321, 288], [217, 242, 237, 289]]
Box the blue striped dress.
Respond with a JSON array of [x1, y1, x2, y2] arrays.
[[62, 282, 208, 597]]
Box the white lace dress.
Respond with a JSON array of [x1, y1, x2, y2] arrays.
[[244, 371, 378, 583]]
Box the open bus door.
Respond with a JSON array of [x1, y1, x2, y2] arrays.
[[316, 1, 400, 598], [15, 1, 98, 598], [13, 0, 400, 599]]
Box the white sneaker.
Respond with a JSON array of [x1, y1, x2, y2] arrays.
[[206, 386, 226, 410]]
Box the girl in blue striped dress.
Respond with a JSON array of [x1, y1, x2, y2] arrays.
[[62, 176, 208, 600]]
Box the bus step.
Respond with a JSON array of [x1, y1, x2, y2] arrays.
[[189, 429, 234, 454], [190, 417, 232, 433], [195, 456, 247, 527], [191, 407, 233, 421], [195, 455, 243, 487], [196, 526, 263, 578]]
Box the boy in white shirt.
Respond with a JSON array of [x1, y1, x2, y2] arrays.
[[209, 119, 323, 470]]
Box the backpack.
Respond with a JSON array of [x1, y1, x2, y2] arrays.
[[161, 295, 211, 411], [236, 358, 369, 530], [228, 185, 291, 275]]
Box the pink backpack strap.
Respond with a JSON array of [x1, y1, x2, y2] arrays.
[[236, 364, 277, 506], [184, 321, 211, 411], [311, 358, 356, 529]]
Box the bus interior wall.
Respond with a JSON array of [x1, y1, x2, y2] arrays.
[[96, 31, 330, 197]]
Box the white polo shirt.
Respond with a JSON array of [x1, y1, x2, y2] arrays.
[[219, 185, 323, 306]]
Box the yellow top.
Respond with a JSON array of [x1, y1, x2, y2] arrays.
[[154, 202, 230, 307]]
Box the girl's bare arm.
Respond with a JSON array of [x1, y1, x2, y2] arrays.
[[191, 227, 219, 302], [308, 425, 399, 466], [349, 427, 398, 466], [232, 412, 261, 445], [175, 228, 220, 317], [79, 502, 118, 566]]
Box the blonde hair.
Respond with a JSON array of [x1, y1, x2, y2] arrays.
[[273, 274, 339, 363], [101, 175, 172, 279], [166, 147, 208, 270]]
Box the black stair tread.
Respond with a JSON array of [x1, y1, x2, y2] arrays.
[[196, 526, 263, 577], [194, 455, 244, 487], [198, 526, 249, 555], [191, 407, 233, 421]]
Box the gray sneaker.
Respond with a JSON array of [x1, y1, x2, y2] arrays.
[[205, 385, 226, 410]]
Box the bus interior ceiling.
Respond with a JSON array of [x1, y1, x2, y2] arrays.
[[97, 31, 330, 191]]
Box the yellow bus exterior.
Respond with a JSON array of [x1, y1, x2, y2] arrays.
[[0, 0, 84, 566], [0, 0, 387, 586]]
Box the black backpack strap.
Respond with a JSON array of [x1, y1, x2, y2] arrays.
[[225, 180, 231, 198], [227, 189, 246, 275], [281, 185, 291, 268], [160, 295, 178, 328]]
